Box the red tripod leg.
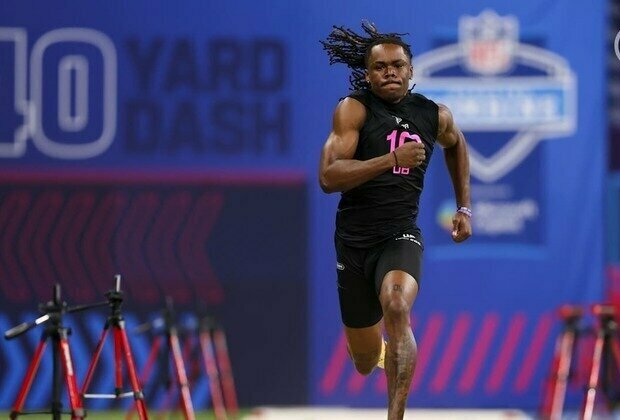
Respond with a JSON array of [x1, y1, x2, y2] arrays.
[[117, 325, 149, 420], [59, 338, 85, 419], [549, 328, 576, 419], [114, 325, 124, 393], [140, 337, 161, 387], [170, 332, 195, 420], [81, 326, 110, 395], [179, 336, 202, 417], [582, 324, 606, 420], [541, 331, 564, 418], [11, 337, 47, 418], [200, 331, 227, 420], [541, 305, 582, 420], [213, 328, 238, 416], [126, 337, 161, 420]]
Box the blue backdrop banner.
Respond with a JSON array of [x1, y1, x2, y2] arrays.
[[0, 0, 607, 411]]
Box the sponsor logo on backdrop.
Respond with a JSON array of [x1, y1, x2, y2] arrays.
[[0, 28, 289, 159], [414, 10, 576, 239], [437, 199, 538, 236]]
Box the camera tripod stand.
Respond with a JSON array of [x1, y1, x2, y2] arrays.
[[181, 315, 238, 420], [581, 304, 620, 420], [199, 316, 238, 419], [134, 298, 195, 420], [80, 275, 149, 419], [4, 284, 88, 420], [542, 304, 620, 420], [541, 304, 583, 420]]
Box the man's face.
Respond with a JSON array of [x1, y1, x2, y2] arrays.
[[365, 43, 413, 103]]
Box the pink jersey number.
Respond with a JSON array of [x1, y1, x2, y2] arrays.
[[386, 130, 421, 175]]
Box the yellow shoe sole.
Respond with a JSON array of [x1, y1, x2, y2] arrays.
[[377, 340, 386, 369]]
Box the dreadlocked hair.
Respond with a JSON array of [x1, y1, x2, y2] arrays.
[[320, 21, 412, 90]]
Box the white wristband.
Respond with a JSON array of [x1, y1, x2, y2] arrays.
[[457, 206, 472, 218]]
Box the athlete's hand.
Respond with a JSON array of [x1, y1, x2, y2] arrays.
[[451, 212, 472, 243], [393, 142, 426, 168]]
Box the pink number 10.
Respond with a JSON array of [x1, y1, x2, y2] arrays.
[[386, 130, 421, 175]]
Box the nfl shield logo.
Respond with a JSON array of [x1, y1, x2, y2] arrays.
[[412, 9, 576, 183], [460, 9, 518, 76]]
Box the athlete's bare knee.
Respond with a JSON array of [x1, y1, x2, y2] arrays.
[[383, 296, 411, 324]]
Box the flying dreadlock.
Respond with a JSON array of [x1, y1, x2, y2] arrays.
[[320, 21, 412, 90]]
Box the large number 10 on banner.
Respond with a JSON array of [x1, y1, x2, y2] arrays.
[[0, 27, 117, 159]]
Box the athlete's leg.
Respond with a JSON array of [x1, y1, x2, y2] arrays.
[[335, 238, 385, 375], [380, 270, 418, 420], [344, 320, 383, 375]]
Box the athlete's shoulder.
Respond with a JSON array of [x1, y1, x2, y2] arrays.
[[344, 88, 374, 106], [408, 92, 439, 110], [333, 94, 367, 130], [407, 92, 439, 135]]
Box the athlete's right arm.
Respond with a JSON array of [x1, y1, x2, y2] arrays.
[[319, 98, 395, 193]]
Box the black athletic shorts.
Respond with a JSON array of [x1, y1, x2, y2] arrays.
[[334, 229, 423, 328]]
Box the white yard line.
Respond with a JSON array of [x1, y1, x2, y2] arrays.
[[244, 407, 532, 420]]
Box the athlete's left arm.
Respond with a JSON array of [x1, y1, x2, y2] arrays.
[[437, 103, 472, 243]]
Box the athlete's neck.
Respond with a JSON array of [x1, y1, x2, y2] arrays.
[[370, 89, 408, 106]]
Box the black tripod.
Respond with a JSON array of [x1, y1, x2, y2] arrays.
[[4, 284, 96, 420], [80, 275, 149, 419]]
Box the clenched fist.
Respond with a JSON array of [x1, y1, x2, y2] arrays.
[[451, 212, 472, 243], [393, 141, 426, 168]]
